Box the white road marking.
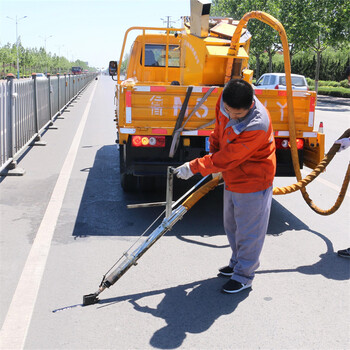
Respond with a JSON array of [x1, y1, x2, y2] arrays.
[[0, 81, 98, 349], [301, 169, 350, 198]]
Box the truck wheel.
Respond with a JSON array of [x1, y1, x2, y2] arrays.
[[121, 173, 137, 192], [140, 176, 156, 191]]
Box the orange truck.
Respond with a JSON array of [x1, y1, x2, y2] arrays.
[[109, 0, 324, 191]]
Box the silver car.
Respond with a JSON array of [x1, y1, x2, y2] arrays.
[[255, 73, 309, 90]]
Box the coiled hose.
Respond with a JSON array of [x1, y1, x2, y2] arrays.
[[273, 129, 350, 215], [228, 11, 349, 216]]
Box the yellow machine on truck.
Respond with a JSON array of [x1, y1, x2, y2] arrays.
[[109, 0, 324, 191]]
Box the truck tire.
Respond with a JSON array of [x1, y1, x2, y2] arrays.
[[119, 144, 137, 192], [118, 144, 155, 191], [139, 176, 156, 191], [121, 173, 137, 192]]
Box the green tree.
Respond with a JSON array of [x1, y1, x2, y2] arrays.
[[0, 43, 15, 64], [212, 0, 282, 78], [265, 0, 350, 90], [0, 41, 96, 77], [212, 0, 350, 85]]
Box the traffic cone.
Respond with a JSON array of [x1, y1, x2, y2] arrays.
[[318, 122, 324, 133]]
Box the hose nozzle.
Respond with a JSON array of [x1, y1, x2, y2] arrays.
[[83, 285, 106, 306], [82, 293, 99, 306]]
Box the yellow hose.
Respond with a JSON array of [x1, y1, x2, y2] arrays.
[[182, 175, 221, 210], [227, 11, 349, 215], [273, 129, 350, 196], [273, 129, 350, 215], [300, 163, 350, 215]]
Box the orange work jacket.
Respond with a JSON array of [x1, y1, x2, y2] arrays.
[[189, 94, 276, 193]]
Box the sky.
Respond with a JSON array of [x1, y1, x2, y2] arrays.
[[0, 0, 191, 69]]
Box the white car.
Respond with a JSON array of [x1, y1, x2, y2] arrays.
[[255, 73, 309, 90], [33, 73, 47, 79]]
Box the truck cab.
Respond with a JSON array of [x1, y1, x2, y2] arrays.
[[127, 34, 181, 84]]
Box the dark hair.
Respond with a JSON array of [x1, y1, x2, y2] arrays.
[[222, 79, 254, 110]]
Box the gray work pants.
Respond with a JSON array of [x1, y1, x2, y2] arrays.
[[223, 186, 273, 285]]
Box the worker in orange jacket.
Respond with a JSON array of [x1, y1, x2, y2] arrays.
[[174, 79, 276, 293]]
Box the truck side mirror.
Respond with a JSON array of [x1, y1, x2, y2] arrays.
[[109, 61, 118, 76]]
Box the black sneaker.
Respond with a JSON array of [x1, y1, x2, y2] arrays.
[[218, 266, 233, 276], [222, 279, 252, 294], [337, 248, 350, 258]]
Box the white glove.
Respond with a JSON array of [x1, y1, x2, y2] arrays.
[[334, 137, 350, 152], [212, 172, 222, 179], [174, 162, 193, 180]]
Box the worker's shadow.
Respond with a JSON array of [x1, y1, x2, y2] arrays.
[[73, 145, 348, 281], [178, 198, 350, 281], [260, 199, 350, 281], [99, 277, 250, 349], [175, 199, 350, 281]]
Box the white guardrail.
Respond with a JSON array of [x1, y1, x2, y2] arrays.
[[0, 73, 98, 175]]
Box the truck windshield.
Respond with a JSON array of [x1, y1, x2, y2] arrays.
[[142, 44, 180, 67]]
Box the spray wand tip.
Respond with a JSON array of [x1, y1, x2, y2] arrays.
[[82, 293, 99, 306]]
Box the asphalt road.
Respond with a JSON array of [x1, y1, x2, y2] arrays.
[[0, 76, 349, 350]]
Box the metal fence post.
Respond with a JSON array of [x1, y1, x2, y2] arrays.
[[32, 73, 39, 135], [7, 74, 15, 166], [31, 73, 46, 145], [47, 73, 53, 125], [64, 73, 68, 106], [0, 74, 25, 175], [68, 73, 72, 101], [57, 73, 60, 115]]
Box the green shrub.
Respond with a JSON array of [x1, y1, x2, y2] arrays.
[[306, 78, 349, 91], [318, 80, 340, 87], [306, 77, 314, 87], [328, 81, 339, 87], [317, 86, 350, 98], [340, 79, 350, 88]]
